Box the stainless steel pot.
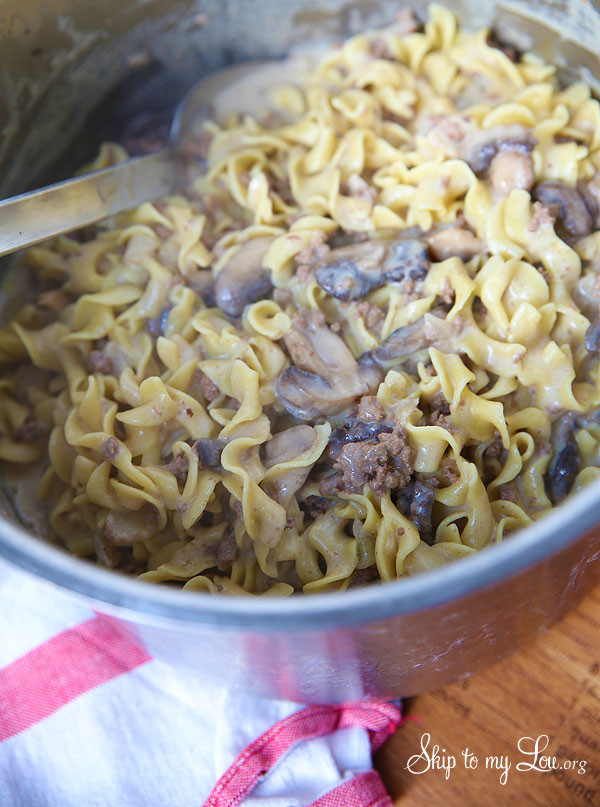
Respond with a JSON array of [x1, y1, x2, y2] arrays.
[[2, 0, 600, 702]]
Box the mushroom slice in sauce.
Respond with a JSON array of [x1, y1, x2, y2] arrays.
[[315, 238, 429, 302], [465, 124, 537, 174], [263, 425, 320, 506], [488, 150, 535, 195], [277, 311, 383, 421], [532, 181, 594, 240], [410, 479, 438, 545], [581, 174, 600, 229], [585, 317, 600, 353], [544, 407, 600, 505], [572, 270, 600, 321], [263, 425, 316, 467], [277, 368, 353, 420], [374, 312, 459, 362], [146, 306, 172, 338], [194, 438, 225, 469], [426, 228, 483, 262], [214, 236, 274, 318], [545, 412, 580, 505], [395, 478, 438, 545], [278, 356, 383, 422]]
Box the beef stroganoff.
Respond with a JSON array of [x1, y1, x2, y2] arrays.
[[2, 4, 600, 595]]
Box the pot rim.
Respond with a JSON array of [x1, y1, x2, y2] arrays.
[[1, 474, 600, 630]]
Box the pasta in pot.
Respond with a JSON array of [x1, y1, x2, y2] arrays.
[[3, 3, 600, 595]]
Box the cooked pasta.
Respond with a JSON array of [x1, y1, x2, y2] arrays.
[[3, 4, 600, 595]]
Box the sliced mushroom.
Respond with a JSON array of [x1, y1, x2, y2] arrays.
[[585, 318, 600, 353], [465, 125, 537, 174], [582, 174, 600, 229], [410, 479, 437, 545], [214, 236, 274, 317], [545, 412, 580, 505], [193, 438, 225, 469], [315, 241, 385, 301], [146, 306, 172, 338], [374, 318, 429, 362], [314, 238, 429, 302], [374, 311, 459, 362], [327, 230, 371, 249], [263, 425, 316, 467], [488, 150, 535, 195], [184, 268, 216, 307], [383, 239, 430, 282], [263, 425, 320, 506], [277, 311, 383, 421], [277, 368, 349, 420], [426, 228, 483, 262], [532, 181, 594, 240], [328, 227, 422, 250], [283, 310, 357, 379], [573, 271, 600, 320]]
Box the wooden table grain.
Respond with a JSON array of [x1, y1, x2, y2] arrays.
[[375, 585, 600, 807]]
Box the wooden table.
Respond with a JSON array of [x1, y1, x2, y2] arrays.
[[376, 585, 600, 806]]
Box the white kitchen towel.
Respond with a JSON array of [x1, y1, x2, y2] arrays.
[[0, 563, 404, 807]]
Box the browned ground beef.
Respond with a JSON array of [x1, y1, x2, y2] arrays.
[[349, 565, 381, 587], [163, 453, 189, 484], [199, 372, 220, 401], [324, 422, 414, 496], [101, 436, 120, 461], [216, 533, 239, 570], [90, 350, 114, 375], [13, 420, 46, 442], [296, 231, 330, 266], [357, 395, 385, 422], [355, 301, 385, 334], [300, 495, 331, 519], [497, 482, 519, 503]]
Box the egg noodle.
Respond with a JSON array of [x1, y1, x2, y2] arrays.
[[2, 4, 600, 595]]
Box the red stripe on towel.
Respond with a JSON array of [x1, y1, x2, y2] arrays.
[[0, 615, 150, 741], [309, 770, 393, 807], [203, 701, 403, 807]]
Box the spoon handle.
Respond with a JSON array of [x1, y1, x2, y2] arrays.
[[0, 149, 176, 257]]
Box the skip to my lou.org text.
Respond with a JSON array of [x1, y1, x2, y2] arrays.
[[405, 733, 588, 786]]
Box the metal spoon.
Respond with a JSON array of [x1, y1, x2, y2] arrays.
[[0, 62, 265, 258]]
